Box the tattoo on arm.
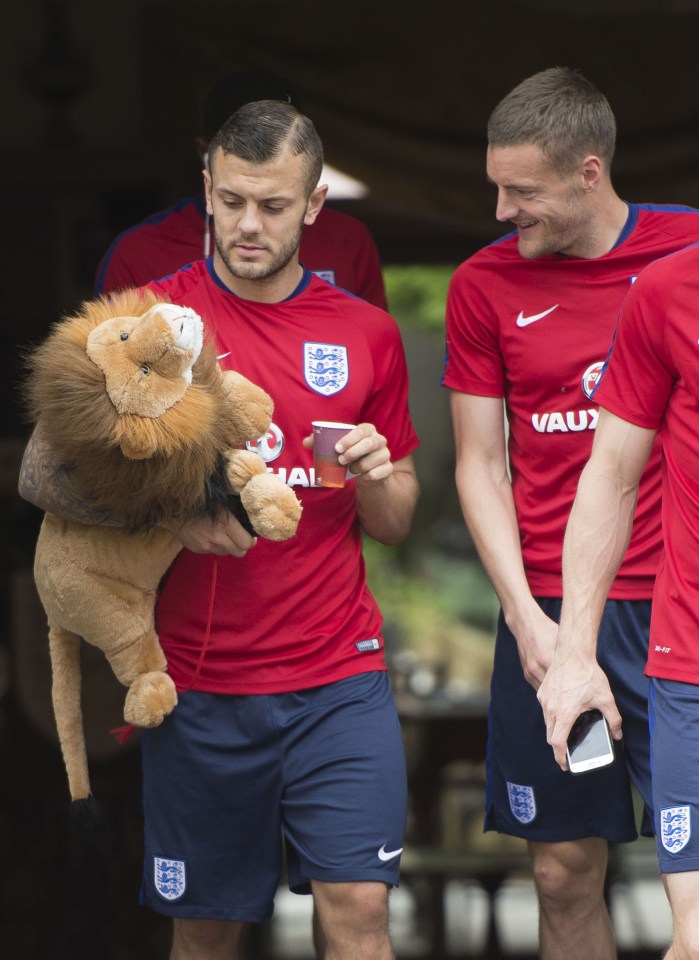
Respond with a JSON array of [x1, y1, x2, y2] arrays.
[[18, 424, 121, 526]]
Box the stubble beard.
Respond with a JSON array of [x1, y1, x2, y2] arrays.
[[518, 189, 591, 260], [215, 222, 304, 282], [517, 215, 582, 259]]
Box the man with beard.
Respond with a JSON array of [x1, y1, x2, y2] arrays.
[[94, 69, 388, 310], [20, 99, 419, 960], [441, 66, 699, 959]]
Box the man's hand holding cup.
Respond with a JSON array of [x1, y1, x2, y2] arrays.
[[305, 422, 393, 487]]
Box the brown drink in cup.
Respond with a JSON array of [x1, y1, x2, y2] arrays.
[[312, 421, 356, 488]]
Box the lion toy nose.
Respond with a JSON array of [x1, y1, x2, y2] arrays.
[[152, 304, 203, 354]]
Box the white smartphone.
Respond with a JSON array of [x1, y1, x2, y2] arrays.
[[566, 709, 615, 774]]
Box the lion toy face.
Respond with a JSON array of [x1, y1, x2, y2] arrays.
[[86, 303, 205, 418], [26, 289, 280, 524]]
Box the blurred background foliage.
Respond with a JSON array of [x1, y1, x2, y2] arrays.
[[384, 264, 456, 332], [364, 264, 499, 698]]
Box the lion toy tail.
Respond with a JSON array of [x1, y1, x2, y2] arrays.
[[48, 627, 92, 803]]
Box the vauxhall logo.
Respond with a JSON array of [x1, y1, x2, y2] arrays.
[[532, 409, 599, 433]]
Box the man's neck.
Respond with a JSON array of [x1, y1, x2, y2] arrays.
[[571, 194, 629, 260]]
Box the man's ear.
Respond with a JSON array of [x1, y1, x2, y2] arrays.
[[304, 184, 328, 225], [580, 154, 603, 192], [203, 167, 214, 216]]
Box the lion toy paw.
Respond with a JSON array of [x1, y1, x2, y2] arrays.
[[124, 671, 178, 728], [224, 449, 302, 540], [240, 473, 303, 541]]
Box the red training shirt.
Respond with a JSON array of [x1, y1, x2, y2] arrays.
[[594, 241, 699, 682], [443, 203, 699, 599], [145, 261, 418, 694]]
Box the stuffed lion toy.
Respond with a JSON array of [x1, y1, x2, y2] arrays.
[[25, 289, 302, 807]]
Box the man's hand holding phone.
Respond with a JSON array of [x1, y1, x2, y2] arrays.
[[538, 650, 623, 770], [565, 709, 615, 774]]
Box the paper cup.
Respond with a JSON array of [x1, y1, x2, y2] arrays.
[[312, 421, 356, 488]]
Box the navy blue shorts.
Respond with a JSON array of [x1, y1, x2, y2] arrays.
[[140, 671, 407, 921], [485, 598, 653, 842], [650, 677, 699, 874]]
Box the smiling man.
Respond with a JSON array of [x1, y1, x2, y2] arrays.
[[441, 67, 699, 960]]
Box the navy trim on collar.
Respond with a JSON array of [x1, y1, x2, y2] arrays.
[[613, 203, 637, 249], [206, 260, 312, 301], [283, 268, 312, 300]]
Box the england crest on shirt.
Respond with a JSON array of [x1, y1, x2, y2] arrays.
[[154, 856, 186, 900], [660, 805, 691, 853], [507, 781, 537, 824], [304, 342, 349, 396]]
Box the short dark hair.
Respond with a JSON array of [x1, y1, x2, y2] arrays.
[[201, 70, 300, 141], [208, 100, 324, 195], [487, 67, 617, 174]]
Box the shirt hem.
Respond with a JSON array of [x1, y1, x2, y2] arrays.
[[526, 576, 656, 601], [171, 661, 387, 696], [645, 666, 699, 684]]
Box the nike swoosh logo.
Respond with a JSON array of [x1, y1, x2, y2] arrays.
[[378, 843, 404, 862], [516, 304, 559, 327]]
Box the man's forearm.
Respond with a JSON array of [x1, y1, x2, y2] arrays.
[[456, 458, 535, 628], [455, 452, 564, 689], [356, 460, 419, 545], [537, 412, 656, 764], [18, 423, 121, 526], [556, 414, 655, 657], [557, 473, 637, 656], [537, 464, 639, 763]]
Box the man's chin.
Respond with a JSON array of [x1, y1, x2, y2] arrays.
[[227, 260, 273, 281], [233, 264, 263, 278], [517, 231, 553, 260], [517, 238, 542, 260]]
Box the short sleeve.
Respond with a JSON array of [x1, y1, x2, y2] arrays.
[[442, 260, 505, 397], [595, 263, 676, 429]]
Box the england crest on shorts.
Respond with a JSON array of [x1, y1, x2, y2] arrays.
[[507, 781, 537, 824], [660, 805, 691, 853], [304, 342, 348, 396], [154, 856, 186, 900]]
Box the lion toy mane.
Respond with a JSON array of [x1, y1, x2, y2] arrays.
[[26, 288, 302, 807]]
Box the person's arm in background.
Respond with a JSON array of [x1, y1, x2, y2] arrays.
[[351, 219, 388, 311], [93, 230, 146, 297], [450, 391, 558, 688], [310, 209, 388, 310], [537, 408, 656, 767]]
